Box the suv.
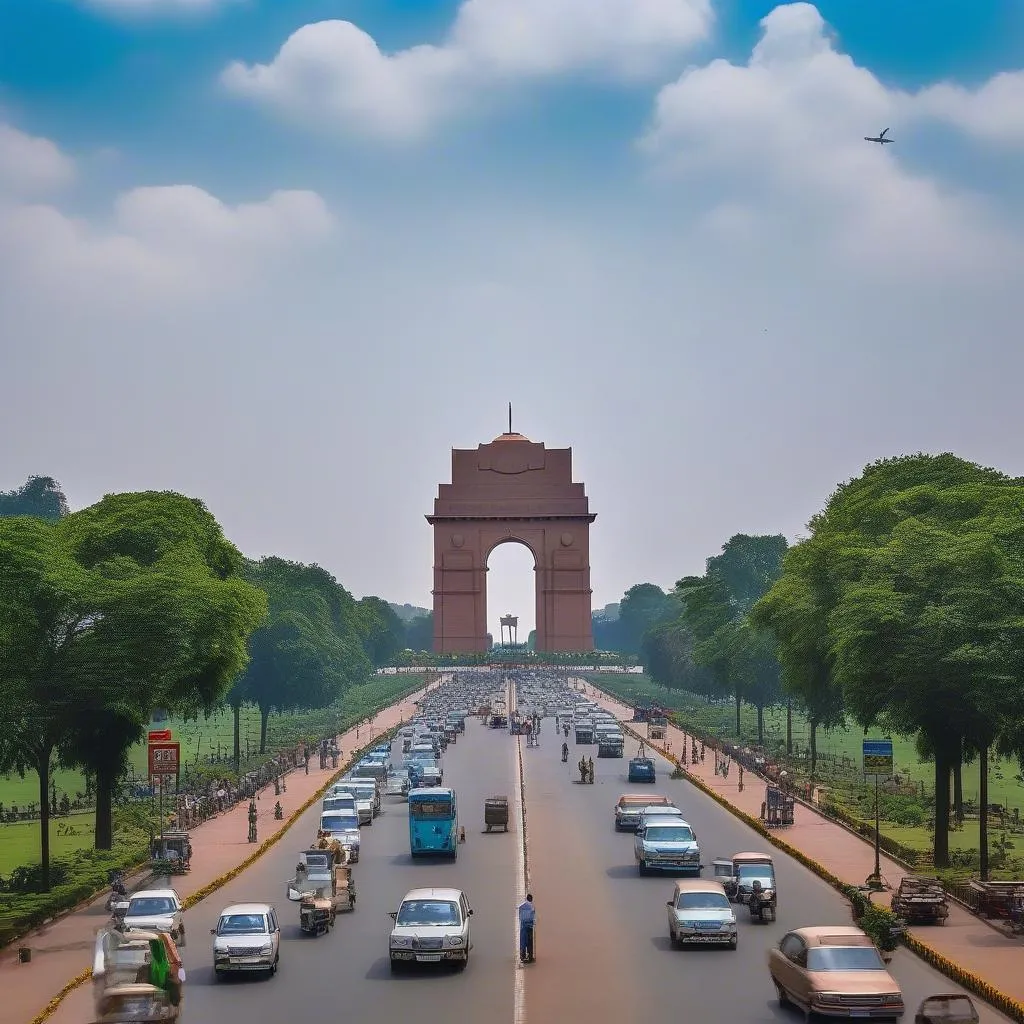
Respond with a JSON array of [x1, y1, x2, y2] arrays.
[[122, 888, 186, 947], [635, 816, 702, 875], [389, 887, 473, 971], [211, 903, 281, 977]]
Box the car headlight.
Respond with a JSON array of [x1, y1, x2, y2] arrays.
[[391, 936, 409, 947], [447, 936, 464, 946], [259, 943, 273, 955], [815, 993, 842, 1004]]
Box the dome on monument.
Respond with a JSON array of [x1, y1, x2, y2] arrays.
[[493, 431, 530, 443]]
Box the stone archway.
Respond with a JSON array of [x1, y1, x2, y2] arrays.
[[427, 430, 596, 653]]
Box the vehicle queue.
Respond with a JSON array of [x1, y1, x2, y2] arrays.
[[90, 669, 977, 1024]]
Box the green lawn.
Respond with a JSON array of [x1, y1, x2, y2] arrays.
[[0, 813, 97, 877]]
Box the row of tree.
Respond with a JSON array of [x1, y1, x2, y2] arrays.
[[613, 454, 1024, 870], [0, 477, 407, 887]]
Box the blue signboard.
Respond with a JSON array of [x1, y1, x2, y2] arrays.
[[862, 739, 894, 777]]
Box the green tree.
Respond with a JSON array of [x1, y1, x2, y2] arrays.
[[641, 615, 717, 696], [611, 583, 675, 655], [235, 559, 371, 753], [0, 476, 69, 521], [357, 596, 406, 666], [405, 612, 434, 652]]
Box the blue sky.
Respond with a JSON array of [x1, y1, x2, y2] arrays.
[[1, 0, 1022, 638]]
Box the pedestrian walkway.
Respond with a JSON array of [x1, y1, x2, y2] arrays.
[[589, 684, 1024, 1007], [3, 687, 427, 1024]]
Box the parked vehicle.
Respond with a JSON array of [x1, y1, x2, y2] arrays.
[[666, 879, 737, 949], [768, 926, 904, 1019], [211, 903, 281, 978], [891, 876, 949, 925], [389, 887, 473, 971], [149, 831, 191, 875]]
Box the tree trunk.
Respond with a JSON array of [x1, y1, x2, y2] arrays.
[[786, 699, 793, 755], [810, 722, 818, 782], [734, 692, 741, 738], [37, 745, 53, 891], [979, 744, 989, 881], [953, 752, 963, 826], [259, 704, 270, 754], [233, 702, 241, 770], [933, 746, 952, 869], [94, 763, 115, 851], [756, 704, 764, 745]]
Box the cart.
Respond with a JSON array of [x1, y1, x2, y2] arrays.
[[647, 716, 668, 741], [891, 876, 949, 925], [149, 831, 191, 875], [484, 796, 510, 833], [287, 850, 356, 936], [761, 786, 795, 828], [914, 994, 979, 1024]]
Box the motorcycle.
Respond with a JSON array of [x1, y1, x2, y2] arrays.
[[105, 871, 128, 913], [749, 889, 775, 923]]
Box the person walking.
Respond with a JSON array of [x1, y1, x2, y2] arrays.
[[518, 894, 536, 963]]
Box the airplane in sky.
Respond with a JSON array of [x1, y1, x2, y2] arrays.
[[864, 128, 893, 145]]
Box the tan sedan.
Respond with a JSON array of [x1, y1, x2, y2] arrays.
[[768, 926, 905, 1019]]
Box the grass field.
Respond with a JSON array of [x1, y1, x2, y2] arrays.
[[0, 674, 426, 875]]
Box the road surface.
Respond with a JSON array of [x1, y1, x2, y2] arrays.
[[54, 679, 1011, 1024]]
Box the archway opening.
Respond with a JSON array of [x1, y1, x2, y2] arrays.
[[486, 540, 536, 649]]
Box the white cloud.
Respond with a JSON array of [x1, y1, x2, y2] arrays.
[[0, 122, 76, 196], [641, 2, 1021, 278], [0, 122, 334, 305], [222, 0, 713, 140], [916, 71, 1024, 146]]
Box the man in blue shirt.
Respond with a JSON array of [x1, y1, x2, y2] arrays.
[[518, 894, 536, 962]]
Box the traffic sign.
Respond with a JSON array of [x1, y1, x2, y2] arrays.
[[148, 742, 180, 776], [148, 730, 172, 743], [863, 739, 894, 778]]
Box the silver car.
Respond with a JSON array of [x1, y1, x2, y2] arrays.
[[319, 810, 361, 862], [122, 888, 186, 946], [389, 887, 473, 971], [212, 903, 280, 977], [635, 818, 702, 875]]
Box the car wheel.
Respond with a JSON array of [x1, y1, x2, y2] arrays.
[[456, 951, 469, 971], [773, 981, 789, 1007], [390, 956, 402, 973], [729, 938, 738, 950], [176, 926, 186, 948], [638, 860, 648, 876], [214, 968, 225, 980], [668, 925, 679, 949], [269, 955, 278, 977]]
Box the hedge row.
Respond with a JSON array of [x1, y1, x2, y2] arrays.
[[30, 684, 424, 1024], [608, 701, 1024, 1023]]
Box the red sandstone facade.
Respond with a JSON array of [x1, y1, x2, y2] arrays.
[[426, 432, 596, 653]]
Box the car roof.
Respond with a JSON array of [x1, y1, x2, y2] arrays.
[[618, 793, 671, 803], [792, 926, 873, 946], [408, 786, 453, 796], [645, 817, 691, 828], [219, 903, 273, 915], [672, 879, 727, 895], [130, 888, 179, 900], [401, 887, 464, 902]]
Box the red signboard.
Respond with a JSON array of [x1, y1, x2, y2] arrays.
[[148, 730, 172, 743], [148, 742, 180, 776]]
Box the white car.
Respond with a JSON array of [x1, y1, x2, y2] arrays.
[[389, 887, 473, 971], [666, 880, 737, 949], [211, 903, 281, 977], [122, 888, 186, 947]]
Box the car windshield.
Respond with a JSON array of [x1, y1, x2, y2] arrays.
[[396, 900, 461, 927], [807, 946, 886, 971], [738, 865, 774, 885], [127, 897, 176, 916], [410, 799, 454, 819], [321, 814, 358, 831], [677, 892, 730, 910], [645, 826, 694, 842], [323, 798, 355, 813], [217, 913, 267, 935]]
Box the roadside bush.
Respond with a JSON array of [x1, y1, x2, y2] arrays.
[[859, 903, 902, 953]]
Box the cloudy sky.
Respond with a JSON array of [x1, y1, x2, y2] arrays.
[[2, 0, 1022, 639]]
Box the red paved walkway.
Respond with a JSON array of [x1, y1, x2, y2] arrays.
[[588, 684, 1024, 1007], [2, 688, 427, 1024]]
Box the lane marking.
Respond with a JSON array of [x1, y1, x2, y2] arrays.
[[512, 678, 528, 1024]]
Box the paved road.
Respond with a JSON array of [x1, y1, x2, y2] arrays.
[[53, 677, 1013, 1024], [523, 700, 1013, 1024], [53, 716, 520, 1024]]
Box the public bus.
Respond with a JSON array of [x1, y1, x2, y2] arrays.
[[408, 787, 458, 859]]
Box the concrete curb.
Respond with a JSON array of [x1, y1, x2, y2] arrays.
[[26, 686, 425, 1024], [599, 690, 1024, 1024]]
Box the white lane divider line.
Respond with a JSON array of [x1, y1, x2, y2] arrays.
[[512, 681, 528, 1024]]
